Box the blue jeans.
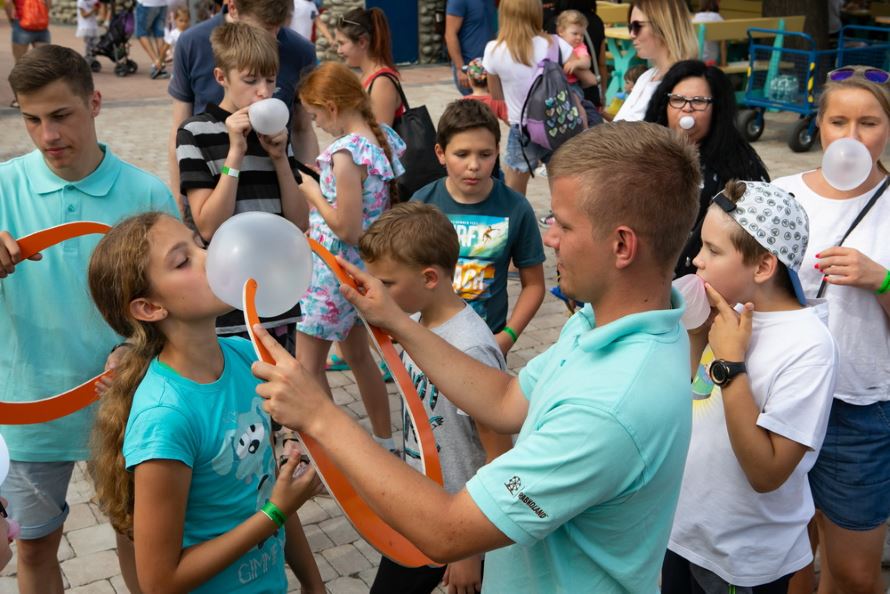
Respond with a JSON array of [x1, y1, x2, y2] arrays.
[[11, 19, 51, 45], [135, 3, 166, 38], [0, 461, 74, 540], [809, 398, 890, 530]]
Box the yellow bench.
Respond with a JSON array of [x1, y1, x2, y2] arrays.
[[696, 15, 806, 72], [719, 0, 763, 20], [596, 2, 629, 27]]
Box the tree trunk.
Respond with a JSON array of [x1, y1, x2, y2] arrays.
[[762, 0, 828, 49]]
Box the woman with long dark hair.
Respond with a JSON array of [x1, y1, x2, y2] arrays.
[[645, 59, 769, 276]]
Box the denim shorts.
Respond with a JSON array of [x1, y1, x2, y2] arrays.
[[11, 19, 51, 45], [135, 3, 166, 38], [504, 124, 552, 173], [809, 398, 890, 531], [0, 461, 74, 540]]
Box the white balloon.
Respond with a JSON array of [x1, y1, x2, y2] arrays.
[[0, 433, 9, 486], [679, 115, 695, 130], [206, 212, 313, 317], [673, 274, 711, 330], [248, 98, 290, 135], [822, 137, 872, 191]]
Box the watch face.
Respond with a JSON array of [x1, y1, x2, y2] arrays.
[[709, 361, 728, 385]]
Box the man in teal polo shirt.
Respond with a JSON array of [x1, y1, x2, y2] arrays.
[[0, 45, 175, 594], [251, 122, 702, 592]]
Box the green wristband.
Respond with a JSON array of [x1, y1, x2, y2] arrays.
[[260, 501, 286, 529], [877, 270, 890, 295], [503, 326, 518, 342]]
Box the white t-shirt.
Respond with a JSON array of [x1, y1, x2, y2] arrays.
[[289, 0, 318, 40], [693, 11, 724, 64], [614, 66, 660, 122], [670, 302, 837, 587], [482, 35, 573, 125], [76, 0, 99, 37], [164, 26, 182, 47], [138, 0, 168, 8], [773, 172, 890, 404]]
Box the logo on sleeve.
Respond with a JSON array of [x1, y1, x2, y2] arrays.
[[504, 475, 548, 518]]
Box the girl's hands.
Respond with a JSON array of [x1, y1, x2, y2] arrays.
[[258, 130, 288, 161], [268, 453, 322, 518], [225, 107, 252, 157], [297, 172, 323, 208], [816, 247, 887, 292]]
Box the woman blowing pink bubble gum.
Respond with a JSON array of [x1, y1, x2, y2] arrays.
[[772, 66, 890, 594], [86, 213, 324, 594]]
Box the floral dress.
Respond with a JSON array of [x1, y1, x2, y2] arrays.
[[298, 125, 405, 341]]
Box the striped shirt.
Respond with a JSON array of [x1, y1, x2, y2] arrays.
[[176, 102, 303, 334]]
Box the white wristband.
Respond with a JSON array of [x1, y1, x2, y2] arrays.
[[220, 165, 240, 178]]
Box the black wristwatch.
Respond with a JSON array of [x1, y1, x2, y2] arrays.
[[709, 359, 747, 387]]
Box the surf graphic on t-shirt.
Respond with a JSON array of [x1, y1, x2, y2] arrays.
[[448, 214, 509, 321]]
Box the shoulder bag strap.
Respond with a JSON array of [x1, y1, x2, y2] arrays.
[[367, 71, 410, 110], [816, 176, 889, 298]]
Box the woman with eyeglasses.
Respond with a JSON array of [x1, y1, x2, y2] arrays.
[[645, 60, 768, 277], [614, 0, 697, 122], [334, 7, 404, 126], [770, 66, 890, 594]]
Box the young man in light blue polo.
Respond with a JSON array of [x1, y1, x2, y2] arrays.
[[250, 122, 702, 593], [0, 45, 175, 594]]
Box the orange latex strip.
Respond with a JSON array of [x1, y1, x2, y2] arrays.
[[0, 222, 112, 425], [243, 238, 444, 568]]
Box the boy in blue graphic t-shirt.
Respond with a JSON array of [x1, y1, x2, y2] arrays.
[[412, 99, 545, 355]]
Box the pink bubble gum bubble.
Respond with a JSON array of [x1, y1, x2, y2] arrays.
[[673, 274, 710, 329], [6, 518, 20, 541]]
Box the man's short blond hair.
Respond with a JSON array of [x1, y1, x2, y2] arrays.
[[210, 22, 279, 78], [548, 123, 701, 271], [359, 203, 460, 272]]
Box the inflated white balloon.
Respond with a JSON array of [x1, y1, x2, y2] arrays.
[[0, 433, 9, 486], [673, 274, 711, 330], [822, 137, 872, 191], [679, 115, 695, 130], [248, 98, 289, 135], [206, 212, 313, 317]]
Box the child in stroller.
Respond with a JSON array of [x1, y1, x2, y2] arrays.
[[93, 5, 138, 76]]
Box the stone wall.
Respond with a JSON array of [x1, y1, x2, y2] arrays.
[[50, 0, 446, 65], [51, 0, 132, 25], [417, 0, 445, 64]]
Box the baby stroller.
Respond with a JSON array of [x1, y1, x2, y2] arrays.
[[93, 6, 138, 77]]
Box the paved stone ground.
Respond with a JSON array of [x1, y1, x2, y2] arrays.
[[1, 22, 889, 594]]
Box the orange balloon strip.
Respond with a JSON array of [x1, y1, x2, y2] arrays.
[[243, 241, 444, 568], [0, 222, 112, 425]]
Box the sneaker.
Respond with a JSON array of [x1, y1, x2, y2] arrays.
[[534, 164, 548, 177], [538, 211, 555, 227]]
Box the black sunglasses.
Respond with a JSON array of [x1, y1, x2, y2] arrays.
[[828, 66, 890, 84], [628, 20, 649, 36]]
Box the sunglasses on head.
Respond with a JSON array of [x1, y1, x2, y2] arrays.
[[828, 66, 890, 84], [337, 16, 364, 30], [628, 20, 649, 36]]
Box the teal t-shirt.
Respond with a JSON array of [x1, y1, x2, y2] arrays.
[[412, 177, 545, 333], [123, 337, 286, 594], [0, 146, 176, 462], [465, 290, 693, 593]]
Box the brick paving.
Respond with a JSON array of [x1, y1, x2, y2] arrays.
[[1, 22, 889, 594]]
